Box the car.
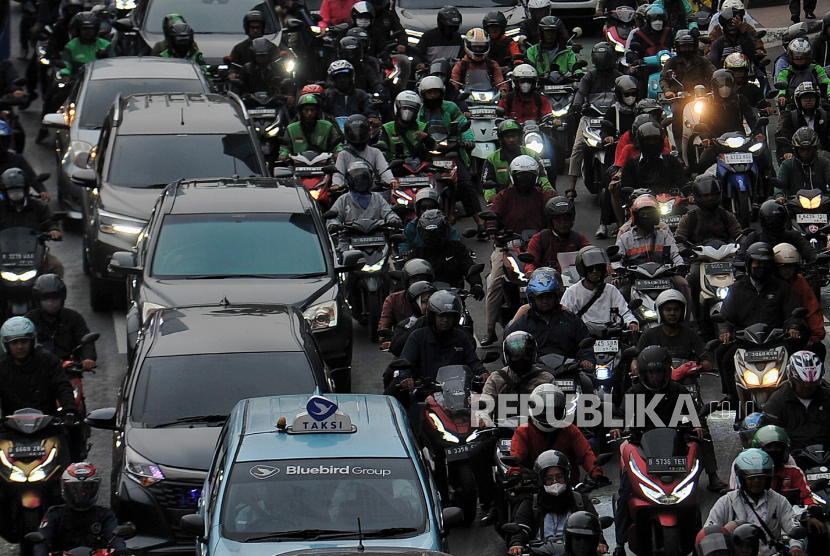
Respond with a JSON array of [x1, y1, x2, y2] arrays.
[[117, 0, 284, 64], [85, 304, 333, 556], [41, 57, 212, 220], [177, 394, 465, 556], [70, 92, 266, 311], [107, 177, 356, 391], [397, 0, 524, 47]]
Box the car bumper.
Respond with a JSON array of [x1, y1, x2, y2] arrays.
[[548, 0, 595, 14]]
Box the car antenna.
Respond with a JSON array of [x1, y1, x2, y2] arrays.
[[357, 518, 364, 553], [180, 107, 185, 126]]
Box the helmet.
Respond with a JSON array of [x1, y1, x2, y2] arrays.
[[297, 94, 319, 111], [527, 0, 551, 10], [169, 21, 194, 53], [712, 68, 735, 99], [0, 316, 36, 353], [733, 448, 773, 490], [591, 42, 616, 72], [655, 289, 687, 324], [574, 246, 610, 279], [414, 188, 440, 216], [464, 28, 490, 62], [675, 29, 698, 51], [71, 11, 100, 41], [787, 350, 824, 383], [637, 346, 673, 392], [724, 52, 749, 70], [419, 75, 446, 96], [250, 37, 271, 57], [60, 0, 84, 21], [351, 1, 375, 27], [718, 7, 742, 33], [242, 10, 266, 33], [346, 26, 371, 50], [794, 81, 820, 107], [345, 160, 374, 194], [635, 98, 662, 118], [61, 462, 101, 511], [437, 6, 462, 33], [691, 175, 722, 211], [512, 64, 538, 95], [739, 412, 764, 448], [525, 272, 560, 306], [635, 120, 664, 155], [1, 167, 28, 193], [339, 36, 364, 64], [722, 0, 745, 11], [530, 267, 565, 297], [564, 512, 601, 556], [394, 90, 422, 123], [614, 75, 639, 105], [758, 201, 789, 234], [538, 16, 564, 45], [343, 114, 370, 146], [502, 330, 537, 372], [300, 84, 325, 99], [631, 193, 657, 214], [406, 280, 437, 317], [417, 209, 450, 248], [426, 290, 462, 326], [745, 241, 776, 263], [694, 526, 733, 556], [401, 258, 435, 286], [483, 10, 507, 34], [630, 116, 659, 146], [751, 425, 791, 469], [497, 118, 522, 139], [545, 196, 576, 228], [328, 59, 355, 82], [509, 155, 539, 194], [732, 523, 764, 556], [533, 449, 570, 483], [634, 4, 649, 27], [773, 242, 801, 267], [646, 4, 666, 22], [528, 384, 566, 432], [32, 274, 67, 315], [429, 58, 452, 79], [161, 13, 185, 40], [792, 126, 820, 165], [788, 37, 812, 68]]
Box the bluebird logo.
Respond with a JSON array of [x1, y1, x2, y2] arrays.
[[249, 465, 280, 480], [306, 396, 339, 422]]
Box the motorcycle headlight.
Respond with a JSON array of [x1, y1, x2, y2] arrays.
[[125, 446, 165, 487], [749, 142, 763, 153], [115, 0, 137, 9], [266, 122, 281, 138], [659, 199, 675, 215], [361, 261, 385, 272], [717, 287, 729, 300], [394, 190, 413, 203], [743, 370, 761, 386], [762, 368, 780, 386], [428, 412, 458, 443], [641, 308, 657, 319], [525, 132, 544, 154], [0, 449, 28, 482], [142, 302, 166, 322], [725, 136, 745, 148], [27, 447, 58, 482], [585, 134, 599, 148], [551, 108, 568, 117], [596, 365, 611, 380], [693, 100, 705, 115], [1, 270, 37, 282], [471, 91, 494, 103], [660, 53, 670, 66], [284, 59, 295, 73], [799, 195, 822, 209], [98, 210, 145, 236], [466, 430, 481, 442], [405, 28, 424, 45], [303, 300, 338, 329], [615, 43, 625, 53]]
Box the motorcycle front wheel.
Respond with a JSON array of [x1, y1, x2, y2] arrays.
[[450, 462, 478, 526]]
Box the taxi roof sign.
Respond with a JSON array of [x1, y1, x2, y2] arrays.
[[287, 395, 356, 434]]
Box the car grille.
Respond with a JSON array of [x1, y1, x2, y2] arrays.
[[148, 481, 203, 542]]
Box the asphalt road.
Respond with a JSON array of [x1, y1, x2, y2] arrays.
[[0, 6, 809, 556]]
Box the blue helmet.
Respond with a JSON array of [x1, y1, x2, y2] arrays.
[[0, 122, 11, 136], [738, 412, 763, 448], [0, 317, 37, 353], [526, 272, 560, 304], [733, 448, 773, 491]]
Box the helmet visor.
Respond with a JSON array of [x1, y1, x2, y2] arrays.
[[348, 168, 373, 193], [64, 480, 100, 510]]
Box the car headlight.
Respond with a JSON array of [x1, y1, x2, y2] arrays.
[[749, 142, 763, 153], [1, 269, 37, 282], [693, 100, 705, 115], [98, 210, 145, 236], [762, 368, 779, 386], [125, 446, 165, 487], [717, 287, 729, 300], [304, 300, 338, 329], [799, 195, 822, 209], [725, 136, 745, 148], [525, 132, 544, 154], [743, 370, 761, 386], [428, 412, 458, 443], [659, 199, 675, 215], [65, 140, 93, 169], [27, 447, 58, 482], [551, 108, 568, 117], [142, 302, 166, 322], [471, 91, 494, 103]]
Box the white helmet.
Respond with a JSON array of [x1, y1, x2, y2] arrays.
[[788, 351, 824, 383], [513, 64, 538, 80], [510, 154, 539, 174], [510, 155, 539, 191], [528, 0, 551, 9], [419, 75, 445, 95], [654, 289, 686, 323], [394, 90, 422, 122], [773, 243, 801, 266], [721, 0, 744, 10], [528, 383, 565, 432], [328, 59, 355, 76]]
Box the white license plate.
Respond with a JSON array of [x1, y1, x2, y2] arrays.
[[594, 339, 619, 353], [432, 159, 453, 169], [807, 472, 830, 481], [248, 108, 276, 117], [590, 118, 603, 125], [723, 152, 753, 164], [540, 158, 551, 167], [499, 439, 512, 451], [556, 379, 576, 392], [661, 215, 681, 224], [745, 350, 778, 363], [797, 213, 828, 224]]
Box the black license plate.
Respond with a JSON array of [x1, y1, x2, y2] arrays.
[[9, 444, 46, 459], [646, 456, 687, 472], [634, 278, 671, 290], [704, 262, 733, 275], [1, 252, 35, 264], [351, 235, 386, 246], [745, 350, 778, 363], [445, 444, 472, 461]]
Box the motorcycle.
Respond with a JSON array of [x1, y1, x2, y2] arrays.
[[794, 445, 830, 517], [644, 49, 672, 100], [539, 61, 587, 175], [25, 522, 137, 556], [460, 69, 505, 179], [240, 91, 288, 175], [616, 261, 684, 329], [288, 151, 337, 210], [679, 238, 740, 338], [389, 157, 443, 224], [427, 123, 466, 224], [602, 7, 636, 70], [55, 333, 99, 462], [0, 80, 30, 154], [786, 187, 830, 253], [521, 118, 556, 181], [581, 102, 615, 196], [655, 189, 690, 233], [584, 303, 641, 407]]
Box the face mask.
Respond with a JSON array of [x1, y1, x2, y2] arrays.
[[40, 298, 62, 316], [623, 95, 637, 106], [651, 20, 663, 31], [356, 17, 371, 28], [637, 212, 660, 230], [718, 85, 733, 98], [544, 483, 566, 496], [350, 141, 368, 151], [7, 189, 25, 202], [519, 82, 533, 94], [640, 141, 663, 159], [400, 107, 416, 122], [423, 96, 442, 110]]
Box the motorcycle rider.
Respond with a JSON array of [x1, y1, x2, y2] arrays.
[[377, 91, 434, 161], [727, 53, 771, 114], [620, 120, 686, 193], [775, 82, 830, 159], [56, 12, 115, 80], [482, 119, 554, 203], [33, 463, 127, 556], [706, 0, 765, 58], [523, 197, 591, 275], [774, 127, 830, 201], [157, 22, 206, 67], [397, 189, 461, 255], [484, 11, 520, 68], [707, 7, 759, 67], [481, 155, 554, 346], [625, 5, 675, 68], [386, 280, 437, 358], [451, 28, 508, 95], [229, 11, 277, 75], [773, 243, 826, 362], [526, 16, 582, 76], [378, 258, 434, 333], [508, 453, 608, 554], [297, 83, 339, 126], [705, 449, 805, 556], [148, 14, 186, 56], [413, 6, 463, 70], [518, 0, 551, 49], [324, 60, 380, 122], [332, 114, 393, 191], [497, 64, 554, 125], [611, 101, 671, 169], [237, 37, 282, 97], [0, 123, 49, 201], [337, 36, 387, 102], [428, 57, 469, 110], [278, 94, 343, 162], [736, 201, 816, 265], [776, 37, 830, 109], [654, 0, 698, 31], [812, 12, 830, 66]]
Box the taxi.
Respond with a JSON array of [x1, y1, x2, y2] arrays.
[[179, 394, 464, 555]]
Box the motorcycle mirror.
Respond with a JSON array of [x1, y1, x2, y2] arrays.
[[774, 80, 788, 90], [35, 173, 50, 183], [467, 263, 485, 276], [456, 91, 470, 102], [758, 57, 771, 68], [286, 18, 305, 32], [480, 351, 500, 364], [765, 89, 780, 99], [598, 516, 614, 529], [693, 123, 709, 134], [24, 532, 45, 544], [605, 245, 619, 258], [660, 116, 674, 128], [756, 116, 769, 128], [389, 270, 403, 282], [594, 452, 613, 466], [815, 252, 830, 264], [698, 400, 722, 419], [578, 337, 595, 349], [389, 233, 405, 244], [698, 36, 711, 44], [679, 248, 695, 258], [377, 328, 394, 339], [627, 298, 643, 311], [479, 210, 497, 221], [705, 338, 722, 352], [501, 523, 522, 534], [575, 58, 588, 68], [321, 165, 338, 175], [710, 314, 725, 324], [789, 526, 807, 540], [517, 252, 535, 264], [389, 159, 404, 170], [496, 106, 506, 117], [792, 307, 808, 319], [622, 346, 639, 359], [223, 55, 234, 64], [462, 227, 479, 238], [81, 332, 100, 344], [620, 186, 634, 198], [112, 17, 134, 31], [500, 455, 522, 467], [95, 48, 109, 59], [113, 522, 137, 540], [572, 26, 583, 37], [755, 29, 767, 39], [13, 77, 26, 88], [322, 210, 337, 219], [459, 121, 471, 133]]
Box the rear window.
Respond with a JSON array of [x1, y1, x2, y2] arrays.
[[145, 0, 279, 34]]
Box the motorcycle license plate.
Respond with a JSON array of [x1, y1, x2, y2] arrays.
[[704, 262, 733, 275], [539, 158, 551, 167], [544, 85, 569, 94], [248, 108, 276, 117], [398, 176, 431, 186], [351, 235, 386, 247], [646, 456, 687, 472], [555, 379, 576, 392], [796, 213, 828, 224], [594, 340, 619, 353], [432, 159, 454, 169], [499, 439, 512, 452], [723, 152, 753, 165], [9, 444, 46, 459], [590, 118, 603, 126], [445, 444, 472, 461], [634, 278, 671, 290], [660, 215, 681, 225], [807, 472, 830, 481], [744, 350, 778, 363], [471, 108, 496, 118], [1, 252, 35, 264], [294, 167, 324, 176]]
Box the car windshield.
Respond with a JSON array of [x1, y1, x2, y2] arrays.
[[151, 213, 327, 277], [130, 353, 317, 426], [107, 134, 261, 186], [221, 457, 427, 540], [145, 0, 278, 34], [398, 0, 515, 8], [80, 78, 206, 129]]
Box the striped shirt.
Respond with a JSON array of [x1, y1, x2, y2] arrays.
[[614, 226, 683, 268]]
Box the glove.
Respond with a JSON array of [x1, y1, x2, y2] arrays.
[[63, 411, 79, 426], [462, 140, 475, 151], [471, 283, 485, 301], [593, 474, 611, 487]]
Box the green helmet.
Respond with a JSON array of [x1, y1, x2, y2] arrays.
[[497, 119, 521, 138], [298, 94, 319, 108], [0, 316, 36, 353], [733, 448, 773, 491], [750, 425, 791, 468]]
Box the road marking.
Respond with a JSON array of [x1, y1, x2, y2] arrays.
[[112, 311, 127, 354]]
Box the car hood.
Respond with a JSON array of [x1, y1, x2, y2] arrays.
[[73, 128, 101, 147], [397, 5, 523, 34], [143, 277, 334, 310], [99, 184, 165, 221], [141, 32, 281, 66], [127, 426, 223, 471]]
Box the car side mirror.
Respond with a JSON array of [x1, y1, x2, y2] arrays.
[[113, 523, 137, 540], [71, 168, 96, 188], [42, 113, 68, 129], [108, 251, 143, 276], [338, 249, 365, 272], [85, 407, 117, 430], [441, 507, 464, 534], [179, 514, 205, 537]]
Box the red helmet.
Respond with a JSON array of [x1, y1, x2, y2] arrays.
[[61, 462, 102, 510], [300, 84, 325, 98], [695, 525, 733, 556]]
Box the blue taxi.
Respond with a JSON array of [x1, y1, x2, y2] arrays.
[[179, 395, 464, 555]]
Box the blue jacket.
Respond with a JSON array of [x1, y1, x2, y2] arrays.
[[504, 308, 595, 363], [399, 326, 486, 381], [399, 218, 460, 253]]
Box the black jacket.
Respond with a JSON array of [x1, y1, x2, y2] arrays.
[[736, 229, 816, 265], [25, 307, 96, 362], [572, 69, 621, 114], [0, 347, 75, 416], [620, 380, 691, 432], [775, 107, 830, 156], [510, 491, 604, 547], [761, 382, 830, 451], [716, 275, 801, 336], [705, 95, 756, 138], [518, 18, 539, 49], [229, 39, 279, 68], [239, 60, 283, 96], [0, 197, 58, 232], [621, 154, 687, 194], [398, 326, 486, 381], [33, 505, 125, 556], [413, 28, 463, 66], [812, 34, 830, 68], [410, 240, 482, 288], [504, 308, 595, 363]]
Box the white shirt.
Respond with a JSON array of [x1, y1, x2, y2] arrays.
[[561, 280, 637, 327]]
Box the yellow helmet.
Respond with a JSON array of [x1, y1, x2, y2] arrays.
[[464, 28, 490, 62]]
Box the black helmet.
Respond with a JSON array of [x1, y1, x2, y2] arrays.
[[745, 241, 775, 263], [169, 21, 194, 54], [614, 75, 639, 105], [242, 10, 266, 33], [339, 35, 364, 64], [346, 27, 371, 50], [545, 196, 576, 228], [823, 10, 830, 31], [71, 11, 100, 41], [483, 10, 507, 34], [712, 68, 735, 99], [532, 448, 570, 483], [502, 331, 537, 375], [343, 114, 371, 148], [345, 160, 374, 194], [161, 14, 186, 40], [675, 28, 698, 51], [637, 345, 673, 392], [250, 37, 272, 57], [575, 246, 610, 279], [635, 120, 664, 158], [692, 175, 722, 211], [417, 209, 450, 248], [401, 258, 435, 286], [406, 280, 437, 317], [792, 126, 820, 166], [731, 523, 764, 556], [59, 0, 84, 21], [426, 290, 462, 326], [437, 6, 462, 33], [758, 201, 789, 234], [32, 274, 67, 314], [538, 15, 564, 45], [564, 512, 601, 556], [591, 42, 616, 72]]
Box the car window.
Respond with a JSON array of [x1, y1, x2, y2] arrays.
[[130, 352, 317, 427], [145, 0, 278, 34], [398, 0, 515, 7], [221, 458, 426, 539], [150, 213, 327, 277], [106, 134, 261, 187], [80, 78, 207, 129]]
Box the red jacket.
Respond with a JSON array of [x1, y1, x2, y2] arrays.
[[378, 290, 412, 331], [488, 187, 553, 234], [508, 423, 601, 486], [498, 92, 553, 124], [319, 0, 356, 29], [613, 132, 672, 167], [451, 57, 508, 93], [790, 274, 826, 343], [524, 229, 591, 274]]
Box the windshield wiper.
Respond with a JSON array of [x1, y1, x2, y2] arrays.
[[361, 527, 418, 538], [151, 414, 227, 428], [288, 272, 328, 279], [182, 274, 276, 279], [243, 529, 355, 542]]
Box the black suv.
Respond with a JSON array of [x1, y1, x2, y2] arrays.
[[71, 93, 266, 310], [86, 304, 332, 555], [108, 178, 358, 391]]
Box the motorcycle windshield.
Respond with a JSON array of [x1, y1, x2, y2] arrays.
[[436, 365, 470, 412], [0, 227, 40, 268], [557, 251, 578, 271], [465, 70, 494, 93], [428, 125, 449, 142], [612, 7, 635, 22], [639, 428, 687, 459]]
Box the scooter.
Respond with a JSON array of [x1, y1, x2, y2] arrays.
[[680, 238, 740, 338], [389, 157, 442, 224], [785, 187, 830, 252], [582, 103, 615, 196], [644, 49, 672, 100], [602, 7, 636, 70], [459, 69, 505, 180], [539, 61, 587, 175], [793, 445, 830, 515], [616, 261, 683, 329], [240, 91, 288, 174], [289, 151, 337, 210], [521, 118, 556, 181], [584, 303, 641, 407], [655, 189, 690, 232], [427, 123, 465, 224], [25, 522, 137, 556], [57, 332, 100, 462]]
